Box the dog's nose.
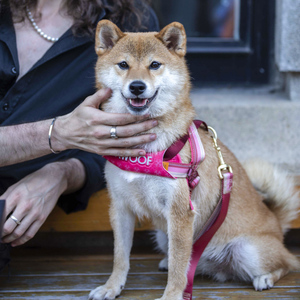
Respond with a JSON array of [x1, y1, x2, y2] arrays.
[[129, 81, 146, 96]]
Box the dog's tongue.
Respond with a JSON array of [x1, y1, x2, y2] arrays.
[[129, 98, 148, 107]]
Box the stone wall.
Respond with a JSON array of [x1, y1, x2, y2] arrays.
[[191, 87, 300, 174], [275, 0, 300, 101]]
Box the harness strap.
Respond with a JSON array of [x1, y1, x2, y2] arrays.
[[163, 121, 206, 210], [163, 122, 232, 300], [168, 123, 205, 173], [164, 120, 207, 161], [183, 171, 233, 300]]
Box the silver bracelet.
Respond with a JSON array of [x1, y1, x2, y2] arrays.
[[48, 117, 60, 154]]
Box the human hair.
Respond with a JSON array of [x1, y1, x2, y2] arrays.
[[1, 0, 149, 36]]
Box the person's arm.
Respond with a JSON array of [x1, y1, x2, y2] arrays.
[[1, 157, 86, 246], [0, 119, 54, 167], [0, 88, 157, 167]]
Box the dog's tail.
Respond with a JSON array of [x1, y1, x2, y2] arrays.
[[243, 159, 300, 234]]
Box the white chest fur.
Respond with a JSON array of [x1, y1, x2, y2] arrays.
[[105, 162, 178, 220]]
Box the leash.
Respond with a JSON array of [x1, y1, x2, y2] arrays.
[[183, 126, 233, 300]]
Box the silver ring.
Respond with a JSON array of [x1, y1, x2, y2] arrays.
[[110, 126, 118, 139], [10, 215, 21, 226]]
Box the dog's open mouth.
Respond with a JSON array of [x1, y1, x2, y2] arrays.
[[129, 98, 149, 107], [123, 90, 158, 112]]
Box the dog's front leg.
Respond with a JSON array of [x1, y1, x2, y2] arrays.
[[157, 193, 195, 300], [89, 198, 135, 300]]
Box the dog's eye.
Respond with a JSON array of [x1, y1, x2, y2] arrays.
[[118, 61, 129, 70], [149, 61, 161, 70]]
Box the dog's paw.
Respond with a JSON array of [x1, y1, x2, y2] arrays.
[[158, 257, 168, 272], [253, 274, 274, 291], [88, 284, 124, 300]]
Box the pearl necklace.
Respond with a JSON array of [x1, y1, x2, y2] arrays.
[[26, 7, 59, 43]]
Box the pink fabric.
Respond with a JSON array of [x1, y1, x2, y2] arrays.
[[104, 150, 182, 179], [104, 122, 206, 211], [183, 171, 233, 300], [104, 122, 205, 182]]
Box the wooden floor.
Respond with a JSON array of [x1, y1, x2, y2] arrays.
[[0, 243, 299, 300]]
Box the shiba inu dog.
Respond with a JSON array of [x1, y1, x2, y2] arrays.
[[89, 20, 300, 300]]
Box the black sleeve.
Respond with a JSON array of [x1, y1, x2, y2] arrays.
[[56, 150, 106, 214]]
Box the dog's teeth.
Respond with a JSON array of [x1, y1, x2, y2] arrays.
[[128, 98, 149, 107]]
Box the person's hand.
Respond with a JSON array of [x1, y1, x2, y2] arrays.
[[53, 88, 158, 156], [1, 162, 70, 246]]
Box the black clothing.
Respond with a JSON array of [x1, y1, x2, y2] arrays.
[[0, 5, 159, 213]]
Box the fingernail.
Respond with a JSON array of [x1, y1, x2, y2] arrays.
[[152, 120, 158, 126], [139, 151, 146, 156], [150, 134, 156, 140]]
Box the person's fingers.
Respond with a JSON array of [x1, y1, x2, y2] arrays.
[[1, 213, 21, 239], [1, 189, 17, 219], [104, 119, 158, 139], [2, 196, 51, 245], [2, 194, 34, 242], [101, 133, 157, 150], [2, 220, 26, 244], [101, 147, 148, 157], [83, 88, 112, 108], [84, 89, 154, 126], [99, 111, 153, 126], [11, 220, 41, 247]]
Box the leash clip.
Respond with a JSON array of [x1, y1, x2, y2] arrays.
[[208, 126, 233, 179]]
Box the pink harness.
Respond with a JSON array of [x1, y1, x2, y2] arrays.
[[104, 120, 233, 300], [105, 121, 205, 210]]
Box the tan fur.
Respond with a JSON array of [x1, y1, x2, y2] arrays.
[[243, 158, 300, 234], [89, 21, 300, 300]]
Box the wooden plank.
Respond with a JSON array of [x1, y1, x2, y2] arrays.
[[7, 254, 300, 276], [95, 288, 300, 300], [291, 217, 300, 228], [1, 288, 300, 300], [40, 189, 153, 232], [41, 176, 300, 232], [1, 249, 299, 300], [40, 189, 111, 232], [1, 271, 299, 292], [7, 259, 162, 275]]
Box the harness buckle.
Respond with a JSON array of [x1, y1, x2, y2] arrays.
[[187, 167, 200, 189], [187, 167, 198, 182]]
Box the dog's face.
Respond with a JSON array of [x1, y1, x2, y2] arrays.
[[95, 20, 190, 117]]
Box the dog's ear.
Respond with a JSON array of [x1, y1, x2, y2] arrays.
[[155, 22, 187, 57], [95, 20, 125, 56]]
